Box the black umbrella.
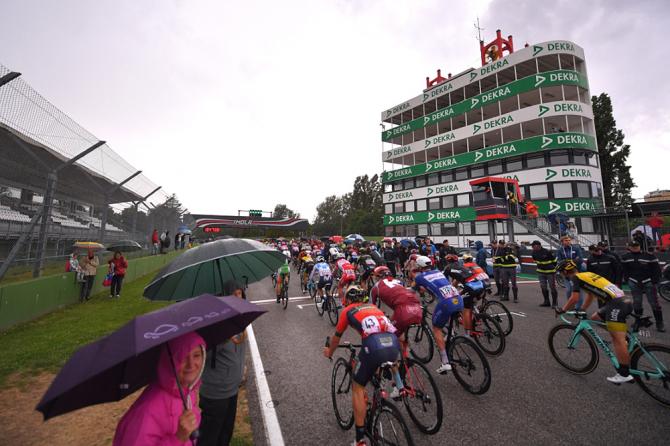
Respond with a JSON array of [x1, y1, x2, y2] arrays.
[[143, 238, 286, 300], [106, 240, 143, 252], [36, 294, 265, 420]]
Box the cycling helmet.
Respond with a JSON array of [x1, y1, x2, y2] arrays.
[[373, 266, 392, 277], [461, 253, 473, 262], [316, 255, 325, 263], [345, 285, 367, 303], [416, 256, 432, 268], [556, 259, 577, 273], [445, 254, 459, 263]]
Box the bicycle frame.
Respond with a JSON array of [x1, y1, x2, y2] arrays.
[[560, 314, 667, 379]]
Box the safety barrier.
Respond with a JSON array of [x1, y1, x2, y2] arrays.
[[0, 252, 178, 331]]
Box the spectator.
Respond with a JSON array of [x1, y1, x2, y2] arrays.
[[556, 235, 585, 303], [79, 248, 99, 302], [113, 332, 206, 445], [181, 234, 188, 249], [474, 241, 488, 272], [647, 212, 664, 245], [565, 221, 578, 239], [382, 242, 398, 277], [525, 200, 539, 226], [531, 241, 558, 307], [621, 241, 665, 332], [108, 251, 128, 299], [586, 244, 618, 285], [199, 280, 248, 446], [175, 233, 182, 251], [161, 231, 171, 254], [151, 229, 160, 255]]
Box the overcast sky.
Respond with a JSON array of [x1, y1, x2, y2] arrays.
[[1, 0, 667, 221]]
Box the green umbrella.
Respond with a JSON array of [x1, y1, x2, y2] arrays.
[[106, 240, 142, 252], [143, 238, 285, 301]]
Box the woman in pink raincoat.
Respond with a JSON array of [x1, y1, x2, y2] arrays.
[[113, 331, 206, 445]]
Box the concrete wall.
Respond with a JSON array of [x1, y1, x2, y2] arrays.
[[0, 252, 177, 331]]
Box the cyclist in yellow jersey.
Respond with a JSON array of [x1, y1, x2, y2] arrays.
[[556, 259, 634, 384]]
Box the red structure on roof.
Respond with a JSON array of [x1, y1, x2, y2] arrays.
[[480, 29, 514, 66]]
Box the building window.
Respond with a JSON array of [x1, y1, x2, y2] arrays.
[[385, 204, 393, 214], [403, 178, 414, 189], [496, 220, 507, 234], [573, 151, 588, 165], [488, 161, 503, 175], [415, 176, 426, 188], [418, 224, 428, 236], [475, 221, 488, 235], [454, 168, 468, 180], [580, 217, 595, 233], [460, 222, 472, 235], [471, 166, 485, 178], [443, 222, 457, 236], [427, 173, 439, 185], [526, 154, 545, 168], [591, 182, 602, 198], [587, 152, 598, 167], [506, 159, 523, 172], [576, 182, 590, 198], [440, 171, 453, 183], [384, 183, 392, 193], [430, 223, 441, 236], [405, 201, 415, 212], [416, 199, 427, 211], [429, 198, 440, 210], [442, 195, 455, 208], [384, 226, 393, 237], [513, 221, 529, 234], [393, 181, 403, 191], [553, 182, 573, 198], [456, 193, 471, 207], [529, 184, 549, 200], [394, 202, 404, 213], [550, 150, 570, 165]]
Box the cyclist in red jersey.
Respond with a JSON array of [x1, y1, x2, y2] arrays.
[[323, 285, 402, 446], [370, 266, 422, 352], [334, 253, 357, 303]]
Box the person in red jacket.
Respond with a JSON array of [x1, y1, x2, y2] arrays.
[[108, 251, 128, 298], [647, 212, 664, 245], [151, 229, 160, 255]]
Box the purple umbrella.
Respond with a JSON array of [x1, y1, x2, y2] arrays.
[[36, 294, 265, 420]]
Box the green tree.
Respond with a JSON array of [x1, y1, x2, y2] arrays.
[[312, 195, 345, 235], [273, 203, 299, 218], [592, 93, 635, 207]]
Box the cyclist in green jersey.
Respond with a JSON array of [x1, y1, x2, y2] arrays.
[[275, 260, 291, 303]]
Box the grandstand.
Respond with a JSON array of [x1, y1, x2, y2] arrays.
[[0, 63, 185, 278]]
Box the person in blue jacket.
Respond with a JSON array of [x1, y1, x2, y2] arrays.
[[556, 235, 585, 304], [475, 241, 488, 273]]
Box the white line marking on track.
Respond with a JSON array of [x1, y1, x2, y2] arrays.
[[250, 296, 312, 304], [247, 325, 285, 446], [297, 303, 316, 309], [510, 311, 528, 317], [517, 280, 540, 284]]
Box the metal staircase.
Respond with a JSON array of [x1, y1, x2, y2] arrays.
[[511, 215, 594, 248]]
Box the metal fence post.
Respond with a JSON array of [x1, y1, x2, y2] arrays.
[[32, 172, 57, 277]]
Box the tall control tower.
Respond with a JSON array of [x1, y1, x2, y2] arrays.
[[380, 30, 604, 245]]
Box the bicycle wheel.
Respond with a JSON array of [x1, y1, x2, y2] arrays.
[[482, 300, 513, 336], [547, 324, 599, 374], [407, 323, 434, 364], [658, 283, 670, 303], [371, 400, 413, 446], [328, 296, 339, 326], [401, 358, 443, 434], [630, 343, 670, 407], [281, 285, 288, 310], [421, 292, 435, 305], [300, 275, 307, 294], [448, 335, 491, 395], [473, 313, 506, 356], [315, 293, 325, 316], [331, 357, 354, 430], [271, 274, 277, 288], [309, 283, 317, 299]]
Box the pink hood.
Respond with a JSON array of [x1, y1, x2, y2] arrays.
[[113, 332, 206, 446]]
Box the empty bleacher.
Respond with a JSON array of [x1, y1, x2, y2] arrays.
[[0, 204, 31, 223]]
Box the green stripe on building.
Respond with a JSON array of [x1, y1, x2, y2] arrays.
[[383, 198, 603, 225], [382, 132, 596, 183], [381, 69, 589, 141]]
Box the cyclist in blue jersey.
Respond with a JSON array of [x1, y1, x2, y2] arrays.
[[413, 255, 464, 374], [310, 256, 333, 302]]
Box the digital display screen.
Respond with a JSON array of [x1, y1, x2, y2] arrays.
[[204, 227, 221, 233]]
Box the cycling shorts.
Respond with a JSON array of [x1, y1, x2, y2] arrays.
[[353, 333, 400, 386], [432, 296, 464, 329], [339, 271, 356, 287], [597, 298, 633, 332], [392, 303, 423, 334], [317, 277, 333, 289]]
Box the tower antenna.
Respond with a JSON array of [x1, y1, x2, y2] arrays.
[[474, 17, 485, 42]]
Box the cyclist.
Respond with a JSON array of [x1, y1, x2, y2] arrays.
[[310, 256, 333, 304], [334, 253, 357, 303], [555, 259, 634, 384], [275, 259, 291, 303], [357, 253, 378, 291], [299, 254, 315, 292], [323, 285, 402, 446], [413, 256, 464, 374], [442, 253, 460, 276], [445, 254, 489, 336], [370, 266, 422, 354]]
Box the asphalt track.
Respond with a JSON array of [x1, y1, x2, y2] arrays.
[[244, 273, 670, 446]]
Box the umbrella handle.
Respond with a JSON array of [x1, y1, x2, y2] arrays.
[[242, 275, 249, 289], [166, 344, 201, 444]]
